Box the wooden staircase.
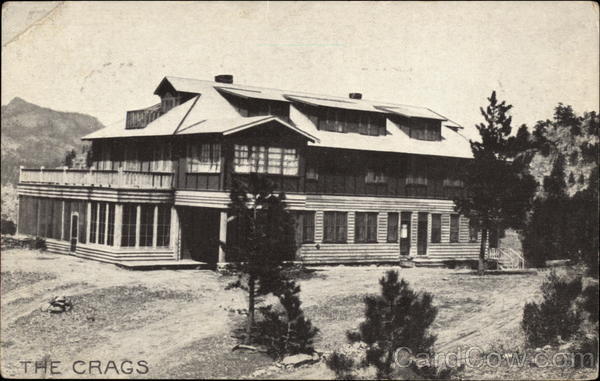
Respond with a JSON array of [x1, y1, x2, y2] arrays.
[[488, 248, 525, 270]]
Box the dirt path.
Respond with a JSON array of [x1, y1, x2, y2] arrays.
[[2, 250, 548, 379]]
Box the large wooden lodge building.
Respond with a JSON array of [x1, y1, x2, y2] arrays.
[[16, 75, 485, 267]]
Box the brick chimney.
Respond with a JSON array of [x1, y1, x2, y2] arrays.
[[214, 74, 234, 84], [349, 93, 362, 100]]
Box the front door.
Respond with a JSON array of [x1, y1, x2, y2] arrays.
[[70, 213, 78, 252], [417, 212, 428, 255], [400, 212, 411, 256]]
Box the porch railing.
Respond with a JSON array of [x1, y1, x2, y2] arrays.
[[19, 167, 173, 190], [488, 247, 525, 270]]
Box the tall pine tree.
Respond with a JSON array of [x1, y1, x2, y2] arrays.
[[224, 174, 297, 342], [454, 91, 537, 274]]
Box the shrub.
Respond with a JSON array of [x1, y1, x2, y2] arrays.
[[521, 271, 583, 347], [581, 282, 599, 323], [325, 351, 356, 380], [1, 218, 17, 235]]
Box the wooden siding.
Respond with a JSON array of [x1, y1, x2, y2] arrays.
[[45, 238, 177, 264], [296, 194, 480, 263], [18, 183, 173, 204]]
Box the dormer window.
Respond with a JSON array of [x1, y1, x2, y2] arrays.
[[410, 119, 441, 141], [161, 92, 180, 114], [319, 109, 386, 136]]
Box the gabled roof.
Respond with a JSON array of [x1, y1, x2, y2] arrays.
[[85, 75, 471, 158], [82, 98, 317, 142], [177, 115, 317, 142]]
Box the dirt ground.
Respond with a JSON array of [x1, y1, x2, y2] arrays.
[[0, 248, 596, 379]]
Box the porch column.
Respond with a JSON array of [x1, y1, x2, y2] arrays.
[[95, 203, 100, 243], [104, 203, 109, 244], [152, 205, 158, 248], [218, 211, 227, 263], [114, 204, 123, 247], [135, 204, 141, 248], [60, 200, 65, 241], [85, 202, 91, 243], [170, 207, 179, 259]]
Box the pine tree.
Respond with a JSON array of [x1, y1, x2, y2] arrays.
[[522, 154, 571, 266], [63, 149, 76, 168], [454, 91, 537, 274], [344, 271, 438, 379], [224, 174, 318, 354]]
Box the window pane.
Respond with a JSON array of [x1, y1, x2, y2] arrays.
[[303, 211, 315, 243], [335, 212, 347, 243], [469, 219, 478, 243], [387, 212, 399, 242], [98, 203, 106, 245], [431, 214, 441, 243], [234, 145, 250, 173], [139, 205, 154, 247], [267, 147, 282, 174], [355, 212, 366, 243], [121, 204, 137, 247], [450, 214, 460, 243], [107, 204, 115, 246], [157, 206, 171, 247], [90, 202, 97, 243], [283, 148, 299, 176], [189, 143, 221, 173]]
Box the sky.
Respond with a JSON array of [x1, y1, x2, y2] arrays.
[[2, 1, 599, 141]]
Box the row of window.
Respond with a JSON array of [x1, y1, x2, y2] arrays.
[[293, 211, 478, 244], [121, 204, 171, 248], [89, 202, 116, 246], [318, 109, 387, 136], [94, 144, 173, 172], [233, 144, 299, 175]]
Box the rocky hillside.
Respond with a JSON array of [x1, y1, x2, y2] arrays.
[[528, 105, 598, 197], [1, 98, 104, 185]]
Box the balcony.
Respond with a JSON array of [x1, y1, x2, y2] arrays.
[[19, 168, 173, 190], [125, 103, 162, 129]]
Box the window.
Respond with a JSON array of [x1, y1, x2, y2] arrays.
[[89, 202, 98, 244], [107, 204, 115, 246], [157, 206, 171, 247], [450, 214, 460, 243], [97, 145, 112, 170], [283, 149, 299, 176], [355, 212, 378, 243], [121, 204, 137, 247], [468, 219, 478, 243], [431, 214, 441, 243], [323, 211, 347, 243], [306, 165, 319, 180], [124, 146, 140, 171], [161, 93, 179, 113], [410, 119, 441, 141], [267, 147, 283, 174], [98, 203, 106, 245], [294, 211, 315, 244], [387, 212, 399, 243], [406, 157, 428, 186], [188, 143, 221, 173], [319, 109, 386, 136], [139, 205, 154, 247], [234, 145, 298, 176], [365, 169, 387, 184], [152, 144, 172, 172]]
